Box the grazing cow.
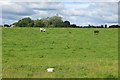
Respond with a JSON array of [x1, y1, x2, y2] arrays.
[[47, 68, 54, 72], [4, 24, 10, 27], [40, 28, 43, 32], [94, 30, 99, 35], [40, 28, 46, 32], [10, 25, 14, 28], [43, 28, 46, 32]]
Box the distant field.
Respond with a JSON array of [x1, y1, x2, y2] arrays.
[[2, 27, 118, 78], [0, 27, 2, 78]]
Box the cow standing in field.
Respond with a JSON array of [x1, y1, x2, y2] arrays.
[[40, 28, 43, 32], [10, 25, 14, 28], [4, 24, 10, 28], [94, 30, 99, 35], [43, 28, 46, 32], [40, 28, 46, 32]]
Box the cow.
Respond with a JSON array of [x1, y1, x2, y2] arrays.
[[43, 28, 46, 32], [40, 28, 46, 32], [10, 25, 14, 28], [94, 30, 99, 35], [4, 24, 10, 27], [40, 28, 43, 32]]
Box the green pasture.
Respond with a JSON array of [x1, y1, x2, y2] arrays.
[[2, 27, 118, 78]]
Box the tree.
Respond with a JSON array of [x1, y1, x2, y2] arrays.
[[63, 21, 70, 27], [14, 17, 34, 27], [70, 24, 77, 28], [34, 19, 45, 27], [105, 24, 107, 28], [109, 25, 120, 28], [48, 15, 63, 27], [12, 15, 76, 28], [101, 25, 104, 28], [41, 17, 50, 27]]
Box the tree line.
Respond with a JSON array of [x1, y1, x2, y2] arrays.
[[8, 15, 120, 28], [13, 15, 79, 28]]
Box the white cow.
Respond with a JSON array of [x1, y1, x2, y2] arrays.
[[40, 28, 43, 32], [40, 28, 46, 32], [43, 28, 46, 32], [47, 68, 54, 72], [10, 25, 14, 28]]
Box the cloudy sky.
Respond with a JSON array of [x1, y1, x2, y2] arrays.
[[0, 0, 119, 26]]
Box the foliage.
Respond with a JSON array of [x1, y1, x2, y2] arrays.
[[48, 16, 63, 27], [63, 21, 70, 27], [34, 19, 45, 27], [109, 25, 120, 28], [12, 16, 119, 28], [14, 17, 34, 27], [13, 16, 79, 28]]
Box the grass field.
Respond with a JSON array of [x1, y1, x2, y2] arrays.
[[0, 27, 2, 78], [2, 27, 118, 78]]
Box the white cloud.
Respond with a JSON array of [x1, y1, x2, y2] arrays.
[[31, 10, 49, 19], [62, 9, 87, 16], [28, 2, 64, 10], [0, 1, 118, 26], [61, 2, 118, 26], [2, 2, 35, 15], [0, 0, 119, 2]]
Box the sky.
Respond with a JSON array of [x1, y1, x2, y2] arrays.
[[0, 0, 119, 26]]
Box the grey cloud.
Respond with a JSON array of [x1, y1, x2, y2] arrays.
[[1, 2, 118, 25], [2, 13, 21, 20], [2, 2, 64, 22], [2, 2, 35, 16]]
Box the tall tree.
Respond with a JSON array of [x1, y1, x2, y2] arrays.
[[48, 15, 63, 27], [63, 21, 70, 27], [34, 19, 45, 27], [14, 17, 34, 27], [41, 17, 50, 27]]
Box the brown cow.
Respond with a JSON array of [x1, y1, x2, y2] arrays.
[[94, 30, 99, 35]]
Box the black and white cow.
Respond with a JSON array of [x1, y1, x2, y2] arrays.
[[4, 24, 10, 27], [40, 28, 46, 32]]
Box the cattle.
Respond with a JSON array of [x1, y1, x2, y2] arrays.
[[10, 25, 14, 28], [47, 68, 54, 72], [4, 24, 10, 27], [40, 28, 46, 32], [43, 28, 46, 32], [94, 30, 99, 35], [40, 28, 43, 32]]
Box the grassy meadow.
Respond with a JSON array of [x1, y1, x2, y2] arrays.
[[2, 27, 118, 78], [0, 27, 2, 78]]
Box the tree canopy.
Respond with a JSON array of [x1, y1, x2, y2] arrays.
[[12, 16, 120, 28], [13, 15, 77, 28], [14, 17, 34, 27]]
